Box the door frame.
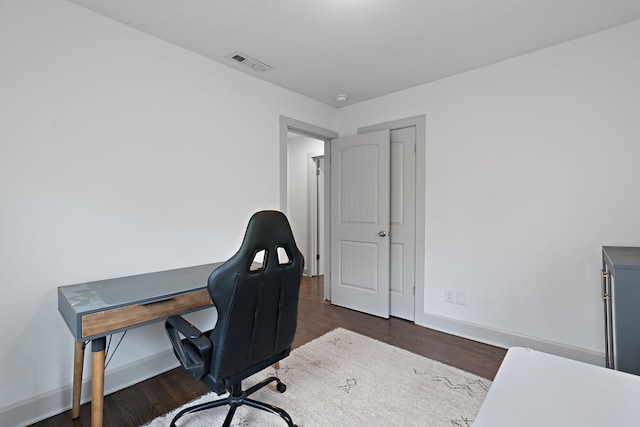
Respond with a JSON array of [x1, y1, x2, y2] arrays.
[[279, 116, 337, 284], [357, 115, 426, 321]]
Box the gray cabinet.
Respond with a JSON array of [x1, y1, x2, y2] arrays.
[[602, 246, 640, 375]]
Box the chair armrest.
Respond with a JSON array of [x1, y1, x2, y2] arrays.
[[165, 315, 213, 380]]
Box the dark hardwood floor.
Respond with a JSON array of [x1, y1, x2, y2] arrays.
[[32, 276, 506, 426]]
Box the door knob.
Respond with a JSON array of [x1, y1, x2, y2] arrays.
[[378, 231, 387, 237]]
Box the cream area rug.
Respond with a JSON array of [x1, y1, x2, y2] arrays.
[[146, 328, 491, 427]]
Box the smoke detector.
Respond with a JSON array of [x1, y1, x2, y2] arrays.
[[227, 51, 271, 73], [335, 94, 349, 103]]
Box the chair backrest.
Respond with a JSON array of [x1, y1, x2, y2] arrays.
[[207, 210, 304, 382]]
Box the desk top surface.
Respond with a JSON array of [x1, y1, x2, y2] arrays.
[[474, 347, 640, 427], [58, 262, 221, 314]]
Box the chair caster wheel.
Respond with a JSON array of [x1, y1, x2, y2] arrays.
[[276, 382, 287, 393]]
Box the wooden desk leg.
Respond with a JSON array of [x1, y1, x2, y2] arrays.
[[71, 341, 85, 419], [91, 338, 106, 427]]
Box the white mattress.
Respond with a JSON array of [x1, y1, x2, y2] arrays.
[[474, 347, 640, 426]]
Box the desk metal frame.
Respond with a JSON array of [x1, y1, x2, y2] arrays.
[[58, 263, 220, 427]]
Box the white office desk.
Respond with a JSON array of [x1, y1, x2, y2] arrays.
[[474, 347, 640, 426]]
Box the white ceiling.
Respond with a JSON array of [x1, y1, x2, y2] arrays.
[[68, 0, 640, 107]]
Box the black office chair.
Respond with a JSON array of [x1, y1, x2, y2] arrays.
[[165, 210, 304, 427]]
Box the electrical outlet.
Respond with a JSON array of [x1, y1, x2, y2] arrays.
[[456, 291, 466, 306], [445, 289, 455, 303]]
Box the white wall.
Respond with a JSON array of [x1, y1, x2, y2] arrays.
[[337, 20, 640, 357], [287, 135, 324, 274], [0, 0, 336, 424]]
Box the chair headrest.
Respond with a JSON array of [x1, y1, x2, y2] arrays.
[[237, 210, 300, 272]]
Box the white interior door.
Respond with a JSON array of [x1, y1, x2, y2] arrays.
[[330, 130, 390, 318], [389, 127, 416, 320]]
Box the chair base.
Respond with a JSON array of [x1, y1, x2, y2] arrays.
[[169, 376, 296, 427]]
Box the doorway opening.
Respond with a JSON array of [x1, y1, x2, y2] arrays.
[[279, 116, 337, 279], [287, 132, 323, 276]]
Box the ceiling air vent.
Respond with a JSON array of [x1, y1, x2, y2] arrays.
[[226, 51, 271, 73]]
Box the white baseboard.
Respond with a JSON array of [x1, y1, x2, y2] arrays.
[[1, 349, 179, 427], [416, 312, 605, 367]]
